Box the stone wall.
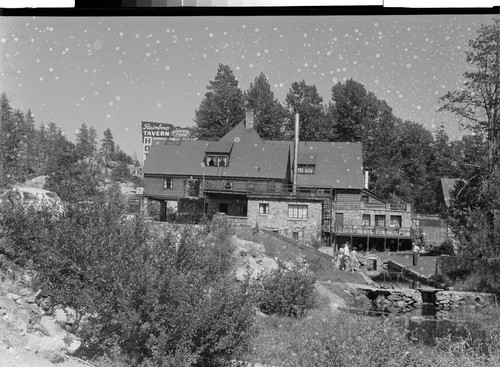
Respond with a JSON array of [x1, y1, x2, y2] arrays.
[[434, 290, 497, 318], [367, 288, 423, 314], [247, 199, 322, 245]]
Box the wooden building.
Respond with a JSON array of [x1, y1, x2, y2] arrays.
[[143, 110, 414, 249]]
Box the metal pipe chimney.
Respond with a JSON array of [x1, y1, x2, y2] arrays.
[[293, 113, 299, 194]]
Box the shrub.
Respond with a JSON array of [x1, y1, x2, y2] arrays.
[[0, 199, 255, 366], [256, 259, 316, 318]]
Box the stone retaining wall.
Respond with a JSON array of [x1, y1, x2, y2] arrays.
[[366, 288, 422, 314], [356, 285, 497, 317], [434, 290, 497, 318]]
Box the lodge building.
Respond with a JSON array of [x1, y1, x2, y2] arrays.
[[143, 110, 414, 251]]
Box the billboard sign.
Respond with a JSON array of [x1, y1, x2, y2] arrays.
[[141, 121, 194, 162]]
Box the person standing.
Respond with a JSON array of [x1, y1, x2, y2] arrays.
[[338, 246, 346, 271], [343, 242, 351, 271], [350, 246, 360, 272], [412, 241, 420, 266]]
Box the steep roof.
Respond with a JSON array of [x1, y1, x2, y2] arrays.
[[143, 135, 290, 180], [295, 141, 364, 189], [144, 117, 364, 188]]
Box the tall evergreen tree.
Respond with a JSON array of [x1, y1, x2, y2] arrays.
[[0, 92, 13, 186], [34, 122, 49, 174], [75, 122, 94, 159], [284, 80, 326, 141], [100, 127, 115, 170], [89, 126, 98, 158], [194, 64, 245, 140], [244, 72, 288, 140], [24, 109, 37, 173]]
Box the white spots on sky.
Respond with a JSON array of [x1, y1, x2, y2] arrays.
[[164, 66, 170, 71]]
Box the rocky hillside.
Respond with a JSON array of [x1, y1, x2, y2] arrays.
[[0, 269, 87, 367]]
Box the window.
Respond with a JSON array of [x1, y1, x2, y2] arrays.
[[360, 195, 369, 203], [292, 232, 299, 241], [206, 154, 229, 167], [288, 204, 308, 219], [390, 215, 402, 228], [297, 164, 315, 174], [259, 203, 269, 214], [163, 177, 173, 189], [362, 214, 371, 226], [375, 215, 386, 227]]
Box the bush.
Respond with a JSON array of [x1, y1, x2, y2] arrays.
[[433, 239, 456, 256], [0, 200, 256, 366], [256, 259, 316, 318]]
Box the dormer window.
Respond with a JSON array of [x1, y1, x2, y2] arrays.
[[206, 155, 229, 167], [204, 141, 233, 167], [297, 153, 316, 174], [297, 164, 315, 174]]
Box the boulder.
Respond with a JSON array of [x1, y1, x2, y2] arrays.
[[23, 289, 42, 304], [7, 293, 20, 301], [24, 333, 66, 363]]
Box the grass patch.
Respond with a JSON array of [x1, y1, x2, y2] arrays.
[[242, 301, 500, 367]]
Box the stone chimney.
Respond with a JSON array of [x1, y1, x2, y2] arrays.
[[245, 109, 254, 130]]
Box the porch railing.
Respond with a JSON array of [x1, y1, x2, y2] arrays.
[[324, 224, 413, 237]]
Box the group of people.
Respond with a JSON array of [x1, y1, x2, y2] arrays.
[[338, 242, 360, 272]]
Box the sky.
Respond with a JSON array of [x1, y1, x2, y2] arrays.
[[0, 12, 498, 162]]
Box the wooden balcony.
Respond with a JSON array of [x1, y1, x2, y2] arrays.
[[323, 224, 413, 238], [203, 179, 333, 199], [333, 202, 411, 212]]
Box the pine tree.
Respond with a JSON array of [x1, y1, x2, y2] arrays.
[[75, 122, 95, 159], [244, 73, 288, 140], [0, 92, 13, 186], [284, 80, 326, 141], [24, 109, 37, 173], [89, 126, 98, 158], [194, 64, 245, 140], [100, 128, 115, 171], [34, 122, 49, 174]]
